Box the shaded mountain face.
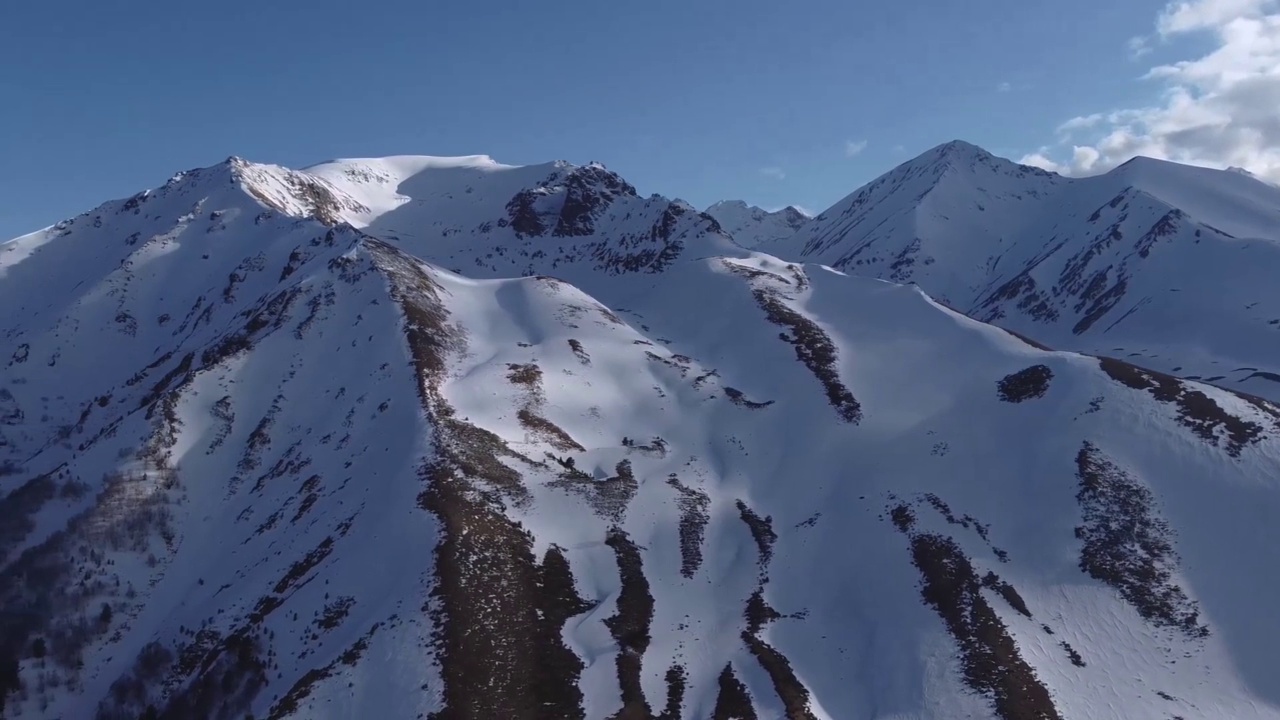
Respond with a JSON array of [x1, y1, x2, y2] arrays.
[[704, 201, 809, 248], [3, 154, 1280, 720], [767, 140, 1280, 401]]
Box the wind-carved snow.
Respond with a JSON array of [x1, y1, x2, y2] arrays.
[[2, 150, 1280, 719]]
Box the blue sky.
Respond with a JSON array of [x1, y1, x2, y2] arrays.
[[0, 0, 1200, 238]]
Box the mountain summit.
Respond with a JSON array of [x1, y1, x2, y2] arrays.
[[3, 150, 1280, 719]]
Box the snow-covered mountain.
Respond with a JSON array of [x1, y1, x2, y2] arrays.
[[763, 140, 1280, 401], [704, 201, 809, 248], [4, 152, 1280, 720]]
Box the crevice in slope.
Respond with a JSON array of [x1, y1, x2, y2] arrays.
[[735, 500, 777, 579], [666, 475, 710, 578], [604, 527, 656, 719], [997, 365, 1053, 403], [549, 460, 637, 524], [568, 338, 591, 365], [0, 466, 61, 563], [1098, 357, 1272, 457], [1074, 442, 1208, 639], [153, 626, 269, 720], [134, 510, 361, 719], [974, 249, 1064, 326], [890, 505, 1062, 720], [506, 362, 585, 453], [656, 665, 687, 720], [420, 461, 593, 719], [723, 387, 774, 409], [712, 664, 758, 720], [266, 620, 385, 719], [370, 238, 593, 719], [981, 572, 1031, 618], [750, 288, 861, 424], [734, 499, 815, 720], [891, 492, 1009, 563]]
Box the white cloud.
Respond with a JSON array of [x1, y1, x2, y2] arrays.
[[844, 139, 868, 157], [1023, 146, 1103, 174], [1022, 0, 1280, 181], [1057, 113, 1105, 134], [1071, 145, 1102, 172], [1128, 35, 1154, 58], [997, 81, 1013, 92], [759, 167, 786, 180], [1019, 152, 1064, 173], [1158, 0, 1271, 33]]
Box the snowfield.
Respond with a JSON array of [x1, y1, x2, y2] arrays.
[[2, 146, 1280, 719]]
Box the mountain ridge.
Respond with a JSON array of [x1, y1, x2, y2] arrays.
[[4, 146, 1280, 719]]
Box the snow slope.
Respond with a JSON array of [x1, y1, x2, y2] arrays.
[[764, 140, 1280, 402], [2, 154, 1280, 720]]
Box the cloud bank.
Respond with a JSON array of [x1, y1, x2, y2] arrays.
[[1022, 0, 1280, 181]]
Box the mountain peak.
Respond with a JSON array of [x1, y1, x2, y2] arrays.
[[555, 161, 637, 197], [707, 199, 750, 212], [929, 139, 992, 160], [705, 200, 810, 247], [1107, 153, 1275, 188], [911, 140, 1062, 182], [707, 200, 809, 218], [892, 140, 1001, 175], [1110, 154, 1179, 174]]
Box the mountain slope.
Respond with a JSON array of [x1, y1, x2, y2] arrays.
[[2, 155, 1280, 719], [768, 141, 1280, 401]]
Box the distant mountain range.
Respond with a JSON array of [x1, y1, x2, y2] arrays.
[[759, 140, 1280, 401]]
